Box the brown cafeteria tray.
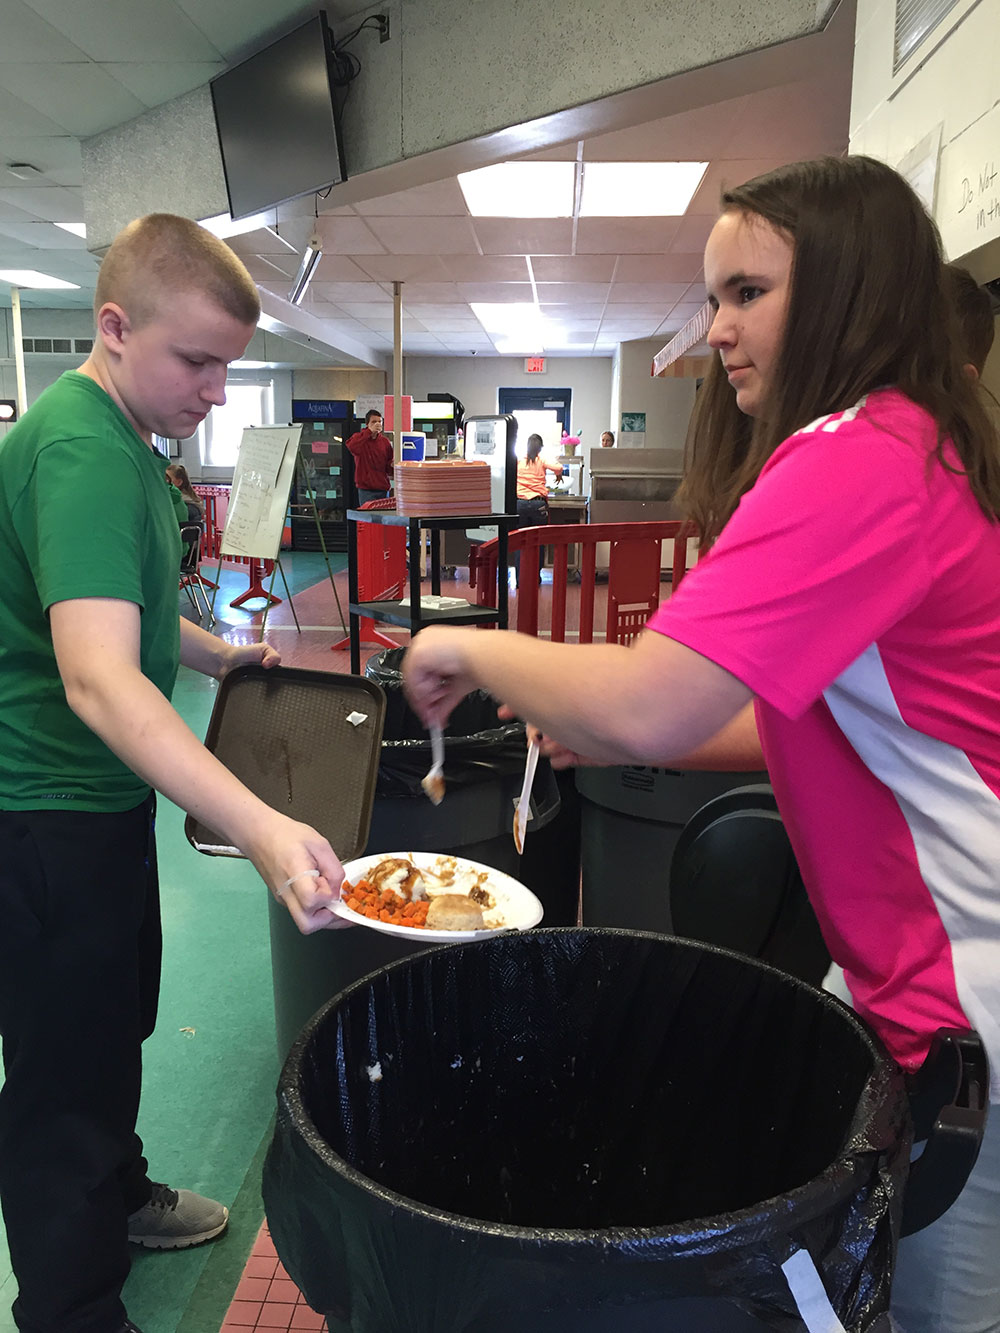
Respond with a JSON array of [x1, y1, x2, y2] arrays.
[[185, 664, 386, 860]]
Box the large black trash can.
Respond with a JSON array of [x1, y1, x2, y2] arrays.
[[264, 929, 918, 1333], [268, 649, 559, 1058], [578, 765, 768, 931]]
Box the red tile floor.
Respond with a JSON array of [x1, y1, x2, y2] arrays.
[[221, 1223, 324, 1331]]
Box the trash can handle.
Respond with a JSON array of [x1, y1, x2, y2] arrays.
[[900, 1027, 988, 1237]]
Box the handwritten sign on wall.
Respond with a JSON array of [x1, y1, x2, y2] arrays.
[[938, 101, 1000, 259], [220, 425, 302, 561]]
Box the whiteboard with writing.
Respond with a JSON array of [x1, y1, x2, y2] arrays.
[[220, 425, 302, 560], [938, 102, 1000, 260]]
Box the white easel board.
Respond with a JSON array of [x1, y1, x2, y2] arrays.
[[220, 425, 302, 561]]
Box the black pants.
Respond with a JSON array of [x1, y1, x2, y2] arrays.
[[0, 798, 161, 1333], [514, 496, 549, 581]]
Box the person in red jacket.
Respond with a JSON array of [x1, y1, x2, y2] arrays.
[[345, 410, 394, 504]]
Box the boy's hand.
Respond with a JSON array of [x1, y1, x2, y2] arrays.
[[402, 627, 480, 728], [218, 639, 281, 680], [244, 811, 350, 935]]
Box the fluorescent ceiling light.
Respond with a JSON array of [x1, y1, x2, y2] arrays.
[[579, 162, 708, 216], [199, 210, 274, 239], [471, 302, 546, 335], [458, 162, 575, 217], [0, 269, 80, 289], [54, 221, 86, 238], [288, 231, 323, 305]]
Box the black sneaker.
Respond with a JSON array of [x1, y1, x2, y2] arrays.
[[126, 1182, 228, 1249]]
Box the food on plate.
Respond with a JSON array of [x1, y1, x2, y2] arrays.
[[426, 894, 485, 931], [340, 854, 505, 931], [341, 881, 431, 927]]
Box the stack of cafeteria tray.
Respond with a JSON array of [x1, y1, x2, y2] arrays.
[[393, 460, 492, 516], [186, 664, 386, 861]]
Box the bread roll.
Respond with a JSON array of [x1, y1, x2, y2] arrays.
[[426, 894, 485, 931]]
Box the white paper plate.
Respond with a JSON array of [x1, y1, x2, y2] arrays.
[[330, 851, 544, 941]]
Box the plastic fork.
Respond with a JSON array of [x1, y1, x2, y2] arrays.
[[512, 735, 540, 854], [421, 724, 446, 805]]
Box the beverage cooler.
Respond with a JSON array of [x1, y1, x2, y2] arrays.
[[290, 399, 355, 552]]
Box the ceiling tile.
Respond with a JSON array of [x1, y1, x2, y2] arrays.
[[0, 84, 66, 136], [688, 158, 781, 213], [535, 282, 610, 304], [310, 281, 392, 304], [105, 61, 223, 108], [172, 0, 321, 59], [0, 63, 146, 136], [530, 256, 615, 282], [670, 214, 716, 251], [457, 282, 534, 303], [608, 282, 690, 304], [366, 216, 480, 255], [576, 217, 680, 254], [0, 184, 83, 221], [386, 282, 464, 304], [720, 82, 849, 160], [352, 255, 451, 282], [356, 179, 469, 216], [473, 218, 573, 255], [612, 253, 703, 282], [440, 255, 530, 282], [0, 0, 94, 61], [337, 302, 405, 318], [537, 302, 607, 318], [313, 216, 386, 254], [25, 0, 221, 62], [582, 95, 748, 161]]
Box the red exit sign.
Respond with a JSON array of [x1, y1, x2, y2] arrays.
[[524, 356, 547, 374]]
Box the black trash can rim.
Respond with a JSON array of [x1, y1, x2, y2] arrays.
[[277, 926, 907, 1254]]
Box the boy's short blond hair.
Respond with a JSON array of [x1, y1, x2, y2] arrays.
[[95, 213, 261, 329]]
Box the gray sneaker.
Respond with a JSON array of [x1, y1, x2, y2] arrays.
[[127, 1182, 228, 1249]]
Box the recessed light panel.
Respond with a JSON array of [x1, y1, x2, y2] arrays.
[[0, 270, 80, 289], [459, 162, 575, 217], [54, 222, 87, 239], [580, 162, 708, 216]]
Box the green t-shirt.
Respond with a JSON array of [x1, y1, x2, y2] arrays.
[[0, 371, 182, 811]]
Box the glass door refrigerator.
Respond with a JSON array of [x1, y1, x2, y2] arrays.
[[289, 399, 355, 551]]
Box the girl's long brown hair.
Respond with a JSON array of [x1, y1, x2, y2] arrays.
[[679, 155, 1000, 547]]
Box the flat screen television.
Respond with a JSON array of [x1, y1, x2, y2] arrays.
[[210, 12, 347, 221]]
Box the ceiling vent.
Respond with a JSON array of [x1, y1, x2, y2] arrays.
[[894, 0, 960, 72], [22, 337, 93, 355]]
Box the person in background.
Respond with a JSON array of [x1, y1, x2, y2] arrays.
[[945, 263, 995, 379], [0, 213, 346, 1333], [345, 409, 394, 504], [403, 156, 1000, 1333], [600, 430, 615, 447], [514, 432, 563, 582], [166, 461, 205, 525]]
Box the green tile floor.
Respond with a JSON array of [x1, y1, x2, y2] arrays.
[[0, 549, 346, 1333]]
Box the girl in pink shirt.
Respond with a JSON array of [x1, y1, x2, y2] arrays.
[[402, 156, 1000, 1332]]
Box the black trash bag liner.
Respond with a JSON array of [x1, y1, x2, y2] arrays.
[[264, 928, 911, 1333], [365, 646, 530, 796]]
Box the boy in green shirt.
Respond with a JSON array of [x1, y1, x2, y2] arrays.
[[0, 214, 346, 1333]]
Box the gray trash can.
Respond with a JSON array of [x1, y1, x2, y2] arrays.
[[577, 764, 767, 931]]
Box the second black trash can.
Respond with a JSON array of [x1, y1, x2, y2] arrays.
[[264, 929, 917, 1333], [268, 648, 559, 1058]]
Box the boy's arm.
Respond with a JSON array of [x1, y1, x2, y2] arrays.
[[50, 596, 343, 934], [179, 616, 280, 679]]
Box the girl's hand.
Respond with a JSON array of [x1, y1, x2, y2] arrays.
[[402, 627, 480, 727], [243, 811, 349, 935], [496, 705, 595, 769]]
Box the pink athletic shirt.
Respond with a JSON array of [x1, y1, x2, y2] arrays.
[[647, 388, 1000, 1091]]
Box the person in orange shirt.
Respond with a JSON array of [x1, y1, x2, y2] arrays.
[[514, 433, 563, 582]]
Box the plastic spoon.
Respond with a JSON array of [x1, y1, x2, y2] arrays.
[[512, 736, 540, 854], [421, 724, 446, 805]]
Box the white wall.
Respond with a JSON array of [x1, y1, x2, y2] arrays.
[[614, 339, 698, 450], [851, 0, 1000, 265], [402, 355, 614, 455]]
